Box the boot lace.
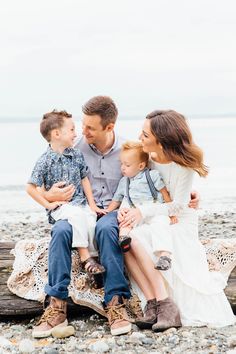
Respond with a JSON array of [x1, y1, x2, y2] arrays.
[[128, 296, 143, 318], [37, 306, 64, 325], [106, 304, 127, 325]]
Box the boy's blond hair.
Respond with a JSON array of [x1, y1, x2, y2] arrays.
[[121, 141, 149, 165]]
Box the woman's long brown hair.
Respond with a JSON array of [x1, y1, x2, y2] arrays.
[[146, 110, 208, 177]]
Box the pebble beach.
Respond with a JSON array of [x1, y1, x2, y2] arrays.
[[0, 207, 236, 354]]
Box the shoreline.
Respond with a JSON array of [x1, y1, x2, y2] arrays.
[[1, 208, 236, 243]]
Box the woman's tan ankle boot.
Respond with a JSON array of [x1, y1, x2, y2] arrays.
[[152, 297, 181, 332], [135, 298, 157, 329]]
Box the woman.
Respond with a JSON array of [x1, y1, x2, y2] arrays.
[[119, 110, 235, 330]]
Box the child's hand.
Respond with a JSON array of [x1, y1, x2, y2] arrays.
[[104, 208, 112, 214], [91, 205, 107, 215], [47, 201, 65, 210], [170, 215, 178, 224]]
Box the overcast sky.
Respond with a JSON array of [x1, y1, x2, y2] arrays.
[[0, 0, 236, 119]]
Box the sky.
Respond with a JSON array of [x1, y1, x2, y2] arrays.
[[0, 0, 236, 119]]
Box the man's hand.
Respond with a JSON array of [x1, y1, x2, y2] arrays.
[[43, 182, 75, 202], [46, 201, 66, 210], [188, 190, 200, 209]]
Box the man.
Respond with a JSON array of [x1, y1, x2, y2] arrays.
[[32, 96, 198, 338], [32, 96, 132, 338]]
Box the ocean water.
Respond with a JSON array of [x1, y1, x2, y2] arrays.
[[0, 117, 236, 222]]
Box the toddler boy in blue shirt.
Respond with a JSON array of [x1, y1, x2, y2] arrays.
[[106, 141, 177, 270]]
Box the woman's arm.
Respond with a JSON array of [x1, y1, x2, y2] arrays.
[[123, 166, 194, 225]]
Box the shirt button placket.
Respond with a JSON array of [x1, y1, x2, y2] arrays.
[[101, 156, 105, 190]]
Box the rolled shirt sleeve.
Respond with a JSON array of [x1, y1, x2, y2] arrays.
[[112, 177, 126, 202], [75, 150, 89, 180], [28, 155, 47, 187]]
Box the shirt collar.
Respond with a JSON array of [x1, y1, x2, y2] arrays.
[[89, 131, 117, 156], [47, 145, 74, 162], [130, 169, 146, 181]]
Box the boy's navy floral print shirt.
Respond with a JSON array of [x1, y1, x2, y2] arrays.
[[28, 146, 88, 206]]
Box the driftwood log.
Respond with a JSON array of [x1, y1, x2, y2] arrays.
[[0, 241, 236, 317], [0, 242, 92, 317]]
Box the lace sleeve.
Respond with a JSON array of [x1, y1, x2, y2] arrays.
[[166, 201, 184, 216]]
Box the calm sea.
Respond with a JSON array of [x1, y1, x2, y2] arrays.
[[1, 117, 236, 220]]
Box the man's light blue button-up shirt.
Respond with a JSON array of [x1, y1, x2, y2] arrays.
[[75, 133, 125, 208]]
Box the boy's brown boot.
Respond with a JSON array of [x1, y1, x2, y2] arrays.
[[135, 298, 157, 329], [152, 297, 182, 332], [105, 295, 132, 336], [32, 297, 68, 338]]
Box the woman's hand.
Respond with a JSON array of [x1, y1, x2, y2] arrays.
[[188, 190, 200, 209], [43, 182, 76, 202], [169, 215, 178, 224], [117, 207, 129, 223], [118, 208, 143, 228]]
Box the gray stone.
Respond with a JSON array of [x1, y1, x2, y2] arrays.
[[0, 336, 13, 348], [91, 330, 103, 338], [43, 349, 59, 354], [168, 335, 180, 345], [130, 331, 146, 339], [228, 335, 236, 348], [88, 340, 110, 352], [142, 337, 155, 345], [19, 339, 35, 353]]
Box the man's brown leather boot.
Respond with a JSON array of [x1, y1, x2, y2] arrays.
[[105, 295, 132, 336], [32, 297, 68, 338]]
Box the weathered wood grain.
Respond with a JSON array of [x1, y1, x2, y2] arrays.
[[0, 241, 235, 316]]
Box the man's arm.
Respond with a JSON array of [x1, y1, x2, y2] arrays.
[[37, 182, 75, 203], [26, 184, 65, 210], [188, 190, 200, 209]]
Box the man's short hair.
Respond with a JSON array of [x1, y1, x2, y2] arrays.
[[40, 109, 72, 142], [82, 96, 118, 128], [121, 141, 149, 165]]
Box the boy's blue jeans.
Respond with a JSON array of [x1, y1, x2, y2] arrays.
[[45, 211, 131, 305]]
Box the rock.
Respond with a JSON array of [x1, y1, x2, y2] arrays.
[[43, 349, 59, 354], [0, 336, 13, 348], [168, 335, 180, 345], [228, 335, 236, 348], [91, 330, 103, 338], [163, 327, 177, 335], [142, 337, 155, 345], [130, 331, 146, 339], [88, 340, 110, 352], [18, 339, 35, 353], [51, 325, 75, 338], [181, 330, 193, 338]]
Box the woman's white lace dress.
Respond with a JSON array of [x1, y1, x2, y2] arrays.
[[130, 160, 235, 327]]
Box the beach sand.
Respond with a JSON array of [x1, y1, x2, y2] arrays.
[[0, 209, 236, 353]]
